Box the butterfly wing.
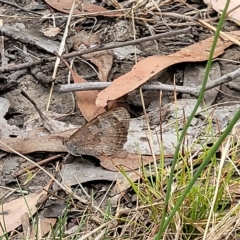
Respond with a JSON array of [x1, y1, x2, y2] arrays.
[[64, 107, 130, 156]]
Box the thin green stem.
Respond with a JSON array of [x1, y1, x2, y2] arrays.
[[154, 0, 231, 238], [163, 108, 240, 230]]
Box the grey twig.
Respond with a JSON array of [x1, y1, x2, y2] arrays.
[[59, 67, 240, 96], [59, 82, 194, 95]]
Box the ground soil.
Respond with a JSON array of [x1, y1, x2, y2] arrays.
[[1, 0, 240, 238]]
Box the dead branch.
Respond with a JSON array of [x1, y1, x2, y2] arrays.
[[0, 27, 191, 73], [59, 67, 240, 97]]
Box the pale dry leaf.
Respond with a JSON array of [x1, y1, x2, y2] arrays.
[[0, 185, 50, 236], [44, 0, 123, 16], [41, 27, 60, 37], [0, 128, 76, 154], [111, 172, 148, 194], [84, 50, 113, 81], [30, 218, 57, 238], [98, 150, 161, 171], [69, 31, 113, 81], [96, 31, 240, 107], [204, 0, 240, 25]]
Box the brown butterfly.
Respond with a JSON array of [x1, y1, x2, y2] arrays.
[[64, 107, 130, 157]]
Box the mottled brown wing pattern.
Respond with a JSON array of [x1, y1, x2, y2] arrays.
[[64, 107, 130, 156]]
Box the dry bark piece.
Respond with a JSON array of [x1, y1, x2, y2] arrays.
[[61, 159, 125, 186], [183, 62, 221, 106], [0, 97, 20, 138], [0, 24, 60, 53], [64, 107, 130, 156], [30, 67, 53, 85]]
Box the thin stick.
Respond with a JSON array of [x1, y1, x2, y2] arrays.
[[47, 0, 76, 111], [13, 154, 63, 177], [199, 19, 240, 46], [0, 27, 191, 73], [59, 66, 240, 97]]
